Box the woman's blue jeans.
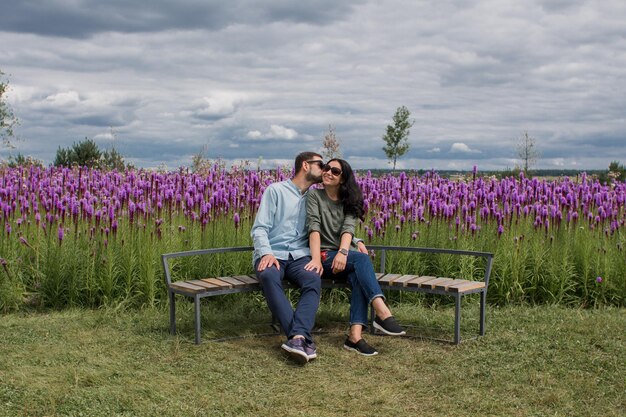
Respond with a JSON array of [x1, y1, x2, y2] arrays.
[[322, 250, 384, 327]]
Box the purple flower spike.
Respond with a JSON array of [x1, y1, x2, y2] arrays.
[[596, 276, 602, 283], [19, 236, 32, 248]]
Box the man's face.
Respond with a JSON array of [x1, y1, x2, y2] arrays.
[[304, 158, 324, 183]]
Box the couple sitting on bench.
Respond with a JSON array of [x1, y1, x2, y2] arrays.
[[251, 151, 405, 364]]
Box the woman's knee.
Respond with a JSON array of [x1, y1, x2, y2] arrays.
[[348, 251, 372, 265]]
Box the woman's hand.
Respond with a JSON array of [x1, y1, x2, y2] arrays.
[[304, 259, 323, 275], [357, 241, 368, 254], [331, 252, 347, 274]]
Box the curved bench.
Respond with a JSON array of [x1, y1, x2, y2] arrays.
[[161, 245, 494, 344]]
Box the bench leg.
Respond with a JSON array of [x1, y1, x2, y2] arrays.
[[270, 314, 281, 333], [479, 290, 486, 336], [454, 294, 461, 345], [194, 295, 201, 345], [168, 290, 176, 335], [369, 303, 375, 335]]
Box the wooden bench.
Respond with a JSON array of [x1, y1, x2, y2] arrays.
[[161, 245, 494, 345]]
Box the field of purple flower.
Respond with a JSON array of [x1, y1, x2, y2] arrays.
[[1, 165, 624, 311]]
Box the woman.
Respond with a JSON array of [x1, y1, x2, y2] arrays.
[[305, 158, 405, 356]]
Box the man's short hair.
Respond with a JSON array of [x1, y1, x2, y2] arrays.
[[294, 151, 322, 174]]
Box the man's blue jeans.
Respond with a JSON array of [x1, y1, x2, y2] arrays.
[[255, 256, 321, 342], [322, 250, 384, 327]]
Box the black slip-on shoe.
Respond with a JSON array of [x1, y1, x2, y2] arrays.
[[343, 338, 378, 356], [373, 316, 406, 336]]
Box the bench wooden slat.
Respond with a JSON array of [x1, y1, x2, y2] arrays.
[[217, 276, 248, 288], [420, 277, 456, 289], [232, 275, 260, 285], [188, 280, 219, 290], [375, 273, 385, 280], [429, 278, 461, 291], [201, 278, 233, 288], [448, 281, 486, 293], [377, 274, 403, 285], [406, 276, 437, 287], [170, 281, 206, 294], [434, 279, 470, 291], [391, 275, 420, 287]]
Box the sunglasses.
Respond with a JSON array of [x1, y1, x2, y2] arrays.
[[322, 164, 343, 176], [306, 159, 325, 168]]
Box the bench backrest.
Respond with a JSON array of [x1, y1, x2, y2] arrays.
[[162, 245, 494, 288]]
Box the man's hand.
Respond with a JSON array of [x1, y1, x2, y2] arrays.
[[257, 254, 280, 271], [304, 259, 323, 275], [331, 252, 347, 274], [357, 241, 368, 254]]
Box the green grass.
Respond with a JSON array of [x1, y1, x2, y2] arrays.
[[1, 300, 624, 416]]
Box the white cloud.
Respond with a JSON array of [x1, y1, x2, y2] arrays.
[[269, 125, 298, 140], [187, 91, 247, 121], [427, 147, 441, 153], [44, 91, 81, 107], [93, 132, 115, 141], [246, 125, 299, 141], [450, 143, 481, 154]]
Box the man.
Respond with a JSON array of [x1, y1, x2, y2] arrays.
[[251, 151, 325, 364]]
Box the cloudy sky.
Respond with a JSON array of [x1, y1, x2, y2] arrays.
[[1, 0, 625, 170]]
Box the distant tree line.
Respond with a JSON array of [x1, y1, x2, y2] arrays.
[[53, 138, 128, 170], [597, 161, 626, 184], [4, 139, 129, 171]]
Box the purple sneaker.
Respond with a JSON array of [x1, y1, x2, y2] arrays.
[[304, 340, 317, 361], [281, 338, 309, 364]]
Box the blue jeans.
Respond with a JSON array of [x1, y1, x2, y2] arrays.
[[255, 256, 321, 342], [322, 251, 384, 327]]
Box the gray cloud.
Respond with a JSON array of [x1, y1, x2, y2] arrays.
[[1, 0, 362, 38], [1, 0, 625, 170]]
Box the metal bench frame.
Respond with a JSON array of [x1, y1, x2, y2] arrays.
[[161, 245, 494, 345]]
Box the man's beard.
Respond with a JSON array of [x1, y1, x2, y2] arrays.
[[306, 171, 323, 183]]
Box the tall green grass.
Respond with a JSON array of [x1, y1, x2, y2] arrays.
[[1, 191, 624, 311], [366, 217, 625, 307]]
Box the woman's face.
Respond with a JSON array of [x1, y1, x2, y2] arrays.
[[322, 160, 343, 186]]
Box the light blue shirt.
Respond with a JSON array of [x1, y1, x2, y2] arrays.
[[251, 180, 311, 264]]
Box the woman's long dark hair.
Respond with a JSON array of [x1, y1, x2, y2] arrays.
[[329, 158, 365, 221]]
